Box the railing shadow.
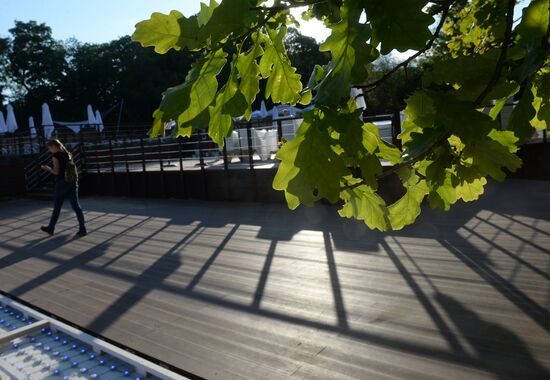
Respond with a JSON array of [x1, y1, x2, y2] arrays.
[[435, 293, 549, 379], [0, 179, 548, 376]]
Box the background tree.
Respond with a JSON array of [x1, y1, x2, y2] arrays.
[[0, 20, 327, 126], [1, 21, 67, 121], [286, 27, 329, 80], [363, 56, 423, 115]]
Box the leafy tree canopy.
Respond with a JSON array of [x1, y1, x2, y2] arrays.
[[0, 20, 326, 128], [134, 0, 549, 231]]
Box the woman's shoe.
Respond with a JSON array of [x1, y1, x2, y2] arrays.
[[76, 230, 87, 237], [41, 226, 54, 235]]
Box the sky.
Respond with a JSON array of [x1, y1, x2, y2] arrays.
[[0, 1, 529, 58], [0, 0, 330, 43]]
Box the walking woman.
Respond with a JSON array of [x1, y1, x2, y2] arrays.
[[40, 139, 87, 237]]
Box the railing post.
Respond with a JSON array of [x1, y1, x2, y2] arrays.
[[94, 139, 101, 193], [222, 138, 229, 171], [108, 137, 115, 193], [140, 136, 148, 197], [177, 137, 187, 198], [17, 135, 23, 157], [197, 129, 205, 170], [277, 119, 283, 142], [123, 137, 130, 174], [158, 137, 166, 197], [246, 122, 254, 170], [196, 129, 208, 199], [391, 111, 402, 150], [80, 141, 87, 175], [108, 138, 115, 173], [123, 136, 131, 194]]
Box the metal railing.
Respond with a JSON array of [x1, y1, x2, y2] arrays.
[[23, 143, 84, 193], [14, 113, 401, 196], [78, 114, 398, 174]]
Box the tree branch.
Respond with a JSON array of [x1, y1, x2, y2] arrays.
[[344, 0, 517, 191], [473, 0, 515, 106], [354, 0, 453, 91], [252, 0, 328, 12]]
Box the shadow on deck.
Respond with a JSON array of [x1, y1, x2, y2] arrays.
[[0, 179, 549, 379]]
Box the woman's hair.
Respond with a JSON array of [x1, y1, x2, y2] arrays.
[[46, 139, 72, 160]]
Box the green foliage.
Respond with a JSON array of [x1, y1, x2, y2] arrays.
[[388, 169, 428, 230], [363, 0, 434, 55], [260, 26, 303, 104], [133, 11, 189, 54], [339, 178, 390, 231], [136, 0, 550, 231], [1, 21, 66, 113], [315, 3, 377, 104], [273, 110, 349, 208]]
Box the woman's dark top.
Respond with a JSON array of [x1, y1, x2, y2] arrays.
[[52, 151, 69, 180]]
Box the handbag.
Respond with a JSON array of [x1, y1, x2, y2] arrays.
[[64, 157, 79, 183]]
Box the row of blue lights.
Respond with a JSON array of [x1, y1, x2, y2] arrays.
[[1, 320, 145, 380]]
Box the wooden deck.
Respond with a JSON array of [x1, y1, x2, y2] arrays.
[[0, 179, 549, 379]]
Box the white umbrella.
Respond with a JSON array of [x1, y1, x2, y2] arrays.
[[260, 100, 268, 118], [0, 110, 7, 134], [6, 104, 18, 133], [351, 87, 366, 110], [94, 110, 104, 132], [271, 105, 279, 120], [87, 104, 97, 125], [28, 116, 37, 138], [42, 103, 55, 139]]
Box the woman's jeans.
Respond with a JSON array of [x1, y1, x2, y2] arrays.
[[47, 179, 86, 232]]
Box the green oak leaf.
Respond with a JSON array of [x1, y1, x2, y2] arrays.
[[150, 109, 165, 137], [133, 11, 185, 54], [516, 0, 550, 46], [307, 64, 326, 90], [404, 127, 447, 160], [400, 90, 436, 145], [444, 0, 507, 57], [388, 169, 428, 230], [179, 49, 227, 124], [156, 49, 226, 132], [316, 3, 377, 104], [208, 64, 247, 146], [433, 94, 496, 142], [178, 107, 210, 138], [236, 33, 264, 119], [177, 15, 203, 51], [199, 0, 258, 45], [259, 26, 303, 104], [330, 110, 383, 188], [339, 178, 390, 231], [364, 0, 434, 55], [273, 110, 349, 209], [425, 50, 519, 103], [507, 86, 537, 140], [454, 165, 487, 202], [198, 0, 219, 27], [465, 139, 522, 182], [488, 130, 519, 153], [425, 154, 458, 211], [531, 66, 550, 130], [363, 123, 402, 164]]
